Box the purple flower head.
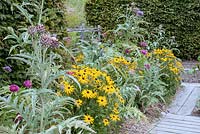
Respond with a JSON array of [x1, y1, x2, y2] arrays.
[[28, 24, 45, 36], [144, 64, 151, 70], [136, 10, 144, 16], [9, 84, 20, 92], [140, 50, 148, 55], [40, 34, 52, 45], [51, 37, 59, 47], [40, 34, 59, 48], [36, 24, 45, 33], [3, 66, 12, 72], [140, 41, 148, 47], [23, 80, 32, 88], [125, 48, 131, 54]]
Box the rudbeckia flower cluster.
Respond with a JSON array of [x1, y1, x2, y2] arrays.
[[58, 66, 123, 131]]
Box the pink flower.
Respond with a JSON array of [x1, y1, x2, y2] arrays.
[[140, 50, 148, 55], [14, 113, 23, 123], [144, 64, 151, 70], [23, 80, 32, 88], [9, 84, 20, 92], [125, 48, 131, 54]]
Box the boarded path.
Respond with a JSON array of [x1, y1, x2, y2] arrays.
[[168, 83, 200, 115], [150, 83, 200, 134]]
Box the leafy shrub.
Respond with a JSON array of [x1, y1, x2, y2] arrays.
[[0, 0, 68, 86], [133, 0, 200, 59]]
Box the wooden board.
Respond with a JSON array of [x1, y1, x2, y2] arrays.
[[177, 87, 200, 115], [150, 114, 200, 134], [165, 113, 200, 123], [168, 85, 194, 114]]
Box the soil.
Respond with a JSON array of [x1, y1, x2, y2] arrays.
[[119, 119, 152, 134], [119, 104, 167, 134], [192, 107, 200, 117]]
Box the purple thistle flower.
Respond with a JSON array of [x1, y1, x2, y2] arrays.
[[51, 37, 59, 48], [140, 50, 148, 55], [40, 34, 59, 48], [28, 24, 45, 36], [2, 66, 12, 72], [125, 48, 131, 54], [136, 10, 144, 16], [9, 84, 20, 92], [140, 42, 148, 47], [144, 64, 151, 70], [23, 80, 32, 88], [36, 24, 45, 33], [40, 34, 52, 45]]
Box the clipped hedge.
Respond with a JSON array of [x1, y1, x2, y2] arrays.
[[0, 0, 67, 86], [85, 0, 200, 59], [131, 0, 200, 60], [85, 0, 133, 31]]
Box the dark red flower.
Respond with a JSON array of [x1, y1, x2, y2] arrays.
[[67, 71, 74, 75]]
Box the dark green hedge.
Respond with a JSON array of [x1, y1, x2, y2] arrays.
[[0, 0, 67, 86], [85, 0, 200, 59], [133, 0, 200, 60], [85, 0, 133, 31]]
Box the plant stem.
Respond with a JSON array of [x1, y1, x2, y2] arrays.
[[38, 0, 45, 24], [40, 95, 45, 132]]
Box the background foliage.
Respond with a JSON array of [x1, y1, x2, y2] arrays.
[[85, 0, 132, 31], [85, 0, 200, 60], [134, 0, 200, 60], [0, 0, 67, 86]]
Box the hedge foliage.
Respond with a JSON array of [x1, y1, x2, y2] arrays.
[[133, 0, 200, 59], [0, 0, 67, 86], [85, 0, 200, 59], [85, 0, 133, 31]]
